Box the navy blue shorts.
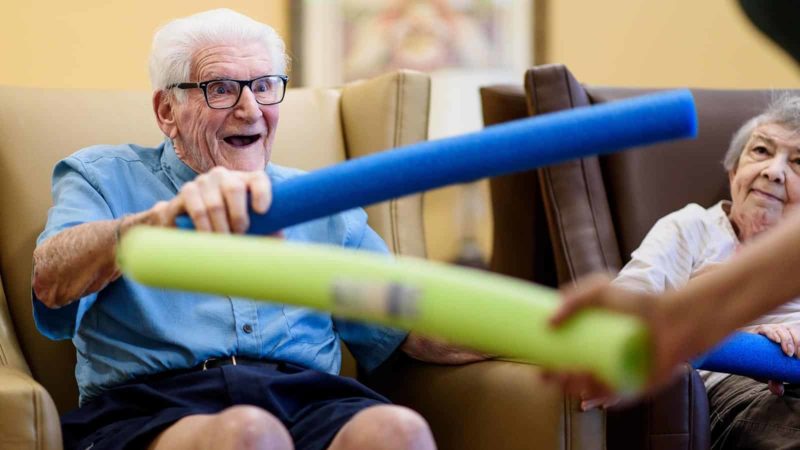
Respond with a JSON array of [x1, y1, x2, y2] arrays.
[[61, 361, 390, 450]]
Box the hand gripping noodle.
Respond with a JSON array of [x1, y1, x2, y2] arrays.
[[176, 90, 697, 234], [118, 226, 651, 392], [694, 332, 800, 383]]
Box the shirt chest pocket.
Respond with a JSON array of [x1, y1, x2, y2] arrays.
[[281, 306, 335, 344]]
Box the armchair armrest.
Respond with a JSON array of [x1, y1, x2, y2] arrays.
[[366, 357, 604, 450], [0, 367, 62, 450]]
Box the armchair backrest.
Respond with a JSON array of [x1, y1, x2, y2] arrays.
[[0, 70, 430, 413]]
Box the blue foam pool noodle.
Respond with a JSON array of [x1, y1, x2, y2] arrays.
[[177, 89, 697, 234], [694, 332, 800, 383]]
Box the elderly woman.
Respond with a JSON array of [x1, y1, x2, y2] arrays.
[[582, 95, 800, 449]]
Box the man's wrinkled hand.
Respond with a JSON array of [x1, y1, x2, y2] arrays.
[[401, 334, 491, 365], [127, 167, 272, 235]]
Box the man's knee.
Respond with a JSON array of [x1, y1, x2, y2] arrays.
[[212, 405, 293, 450], [337, 405, 434, 450]]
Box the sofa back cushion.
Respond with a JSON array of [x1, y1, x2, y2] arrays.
[[0, 85, 346, 412]]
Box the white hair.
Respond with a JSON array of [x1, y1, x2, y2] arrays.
[[723, 93, 800, 171], [148, 9, 288, 98]]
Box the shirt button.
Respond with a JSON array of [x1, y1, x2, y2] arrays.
[[242, 324, 253, 334]]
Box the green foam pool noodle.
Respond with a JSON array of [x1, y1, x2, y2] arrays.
[[118, 226, 650, 391]]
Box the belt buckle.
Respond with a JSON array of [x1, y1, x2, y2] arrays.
[[201, 355, 237, 370]]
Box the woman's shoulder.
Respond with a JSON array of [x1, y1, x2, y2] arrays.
[[654, 202, 711, 228], [647, 202, 732, 246]]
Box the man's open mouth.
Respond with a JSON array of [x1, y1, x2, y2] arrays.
[[223, 134, 261, 148]]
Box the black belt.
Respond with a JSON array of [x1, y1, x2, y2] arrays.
[[130, 356, 282, 385], [197, 355, 276, 371]]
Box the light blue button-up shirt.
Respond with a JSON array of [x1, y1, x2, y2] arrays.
[[34, 140, 408, 405]]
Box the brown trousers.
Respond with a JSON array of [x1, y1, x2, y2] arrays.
[[709, 375, 800, 449]]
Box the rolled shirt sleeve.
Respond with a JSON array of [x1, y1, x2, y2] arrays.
[[32, 157, 114, 340]]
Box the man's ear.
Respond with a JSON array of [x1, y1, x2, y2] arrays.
[[153, 90, 179, 139]]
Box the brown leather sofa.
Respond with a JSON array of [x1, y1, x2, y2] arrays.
[[0, 69, 605, 450], [482, 63, 800, 449], [481, 65, 769, 450]]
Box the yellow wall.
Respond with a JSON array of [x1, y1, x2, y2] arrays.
[[4, 1, 797, 263], [0, 1, 288, 90], [8, 1, 793, 91], [544, 0, 799, 88]]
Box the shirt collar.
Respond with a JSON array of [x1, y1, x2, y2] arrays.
[[716, 199, 741, 246], [160, 139, 199, 191], [159, 138, 276, 191]]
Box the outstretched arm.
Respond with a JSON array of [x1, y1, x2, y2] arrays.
[[548, 208, 800, 397], [669, 210, 800, 344], [33, 167, 272, 308]]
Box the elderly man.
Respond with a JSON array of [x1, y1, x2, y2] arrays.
[[552, 95, 800, 449], [32, 9, 483, 450]]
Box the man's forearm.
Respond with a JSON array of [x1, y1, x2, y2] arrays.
[[32, 219, 123, 308], [400, 333, 489, 365]]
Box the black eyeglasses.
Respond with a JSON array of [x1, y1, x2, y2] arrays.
[[168, 75, 288, 109]]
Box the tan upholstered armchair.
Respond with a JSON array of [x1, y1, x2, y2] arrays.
[[0, 70, 604, 450], [483, 63, 800, 449]]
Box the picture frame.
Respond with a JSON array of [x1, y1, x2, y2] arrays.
[[290, 0, 535, 87]]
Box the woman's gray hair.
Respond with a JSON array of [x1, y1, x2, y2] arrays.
[[723, 94, 800, 171], [148, 9, 288, 98]]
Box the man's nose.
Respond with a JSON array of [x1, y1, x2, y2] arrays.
[[234, 87, 261, 121]]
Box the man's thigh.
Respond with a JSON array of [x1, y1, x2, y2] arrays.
[[63, 363, 392, 450], [62, 369, 228, 450], [225, 364, 390, 450], [148, 406, 293, 450]]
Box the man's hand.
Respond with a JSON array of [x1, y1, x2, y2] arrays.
[[746, 322, 800, 396], [400, 333, 491, 365], [579, 394, 621, 412], [126, 167, 272, 234], [545, 273, 689, 400]]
